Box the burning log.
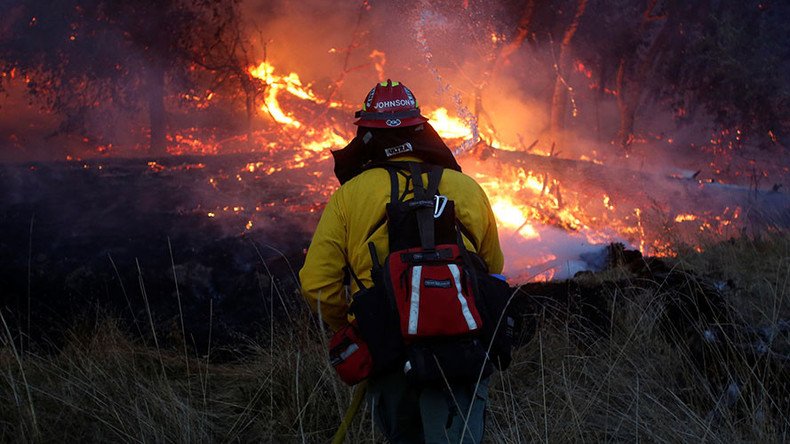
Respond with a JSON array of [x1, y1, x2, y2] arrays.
[[466, 142, 790, 237]]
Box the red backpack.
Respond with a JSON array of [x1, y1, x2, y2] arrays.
[[333, 162, 514, 385]]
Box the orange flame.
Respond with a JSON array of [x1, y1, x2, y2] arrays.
[[428, 107, 473, 140]]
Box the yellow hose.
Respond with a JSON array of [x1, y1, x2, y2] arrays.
[[331, 380, 369, 444]]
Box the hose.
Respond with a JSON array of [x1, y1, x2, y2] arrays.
[[331, 380, 369, 444]]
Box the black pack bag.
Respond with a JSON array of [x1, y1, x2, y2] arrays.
[[350, 162, 513, 382], [404, 337, 492, 385], [468, 255, 516, 371], [377, 162, 493, 385], [348, 246, 405, 375]]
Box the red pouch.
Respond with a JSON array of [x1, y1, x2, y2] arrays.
[[329, 323, 373, 385], [386, 244, 483, 340]]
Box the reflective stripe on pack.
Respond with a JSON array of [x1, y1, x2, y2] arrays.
[[339, 343, 360, 361], [408, 266, 422, 335], [448, 264, 478, 331]]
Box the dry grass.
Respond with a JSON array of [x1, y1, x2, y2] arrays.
[[1, 234, 788, 442]]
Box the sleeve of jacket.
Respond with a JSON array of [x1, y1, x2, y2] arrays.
[[299, 190, 349, 332], [477, 188, 505, 275]]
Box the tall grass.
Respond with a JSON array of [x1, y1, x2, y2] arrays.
[[1, 235, 787, 442]]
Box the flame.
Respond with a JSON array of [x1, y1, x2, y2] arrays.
[[369, 50, 387, 82], [60, 56, 754, 281], [674, 214, 698, 223], [603, 195, 615, 210], [303, 128, 347, 153], [491, 198, 540, 240], [428, 107, 473, 140], [492, 197, 526, 227], [249, 61, 321, 128], [147, 161, 165, 172]]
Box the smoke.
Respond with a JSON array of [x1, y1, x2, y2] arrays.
[[498, 225, 626, 281]]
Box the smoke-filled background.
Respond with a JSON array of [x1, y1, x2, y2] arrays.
[[1, 0, 789, 281]]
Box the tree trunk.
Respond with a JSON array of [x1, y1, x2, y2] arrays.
[[497, 0, 537, 67], [241, 75, 255, 150], [475, 0, 536, 138], [245, 92, 255, 150], [549, 0, 588, 152], [147, 65, 167, 155], [595, 58, 606, 145], [614, 0, 704, 152], [479, 1, 536, 88], [615, 57, 635, 150]]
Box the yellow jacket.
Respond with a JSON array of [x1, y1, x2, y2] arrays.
[[299, 158, 504, 331]]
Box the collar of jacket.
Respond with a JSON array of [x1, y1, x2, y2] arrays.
[[332, 123, 461, 185]]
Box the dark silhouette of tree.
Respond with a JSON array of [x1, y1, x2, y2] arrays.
[[549, 0, 588, 152], [0, 0, 240, 154], [656, 0, 789, 147], [190, 6, 263, 150], [574, 0, 788, 151]]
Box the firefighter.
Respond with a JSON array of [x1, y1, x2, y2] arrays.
[[300, 80, 504, 443]]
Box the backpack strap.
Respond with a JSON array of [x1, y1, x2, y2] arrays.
[[344, 265, 367, 291], [408, 162, 444, 250], [367, 165, 403, 272], [387, 165, 401, 204], [368, 161, 444, 257]]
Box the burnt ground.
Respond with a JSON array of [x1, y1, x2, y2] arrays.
[[0, 155, 326, 357], [1, 154, 787, 387]]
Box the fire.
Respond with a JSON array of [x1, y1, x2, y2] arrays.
[[63, 56, 752, 281], [249, 61, 328, 128], [491, 197, 540, 239], [369, 50, 387, 81], [147, 161, 165, 172], [428, 107, 473, 140], [603, 195, 615, 210], [492, 197, 525, 226], [303, 128, 347, 153], [674, 214, 698, 223]]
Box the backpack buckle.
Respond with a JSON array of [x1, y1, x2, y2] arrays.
[[433, 195, 448, 218]]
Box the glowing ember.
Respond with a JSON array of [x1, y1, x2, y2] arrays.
[[603, 195, 615, 210], [147, 161, 165, 172], [674, 214, 698, 223]]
